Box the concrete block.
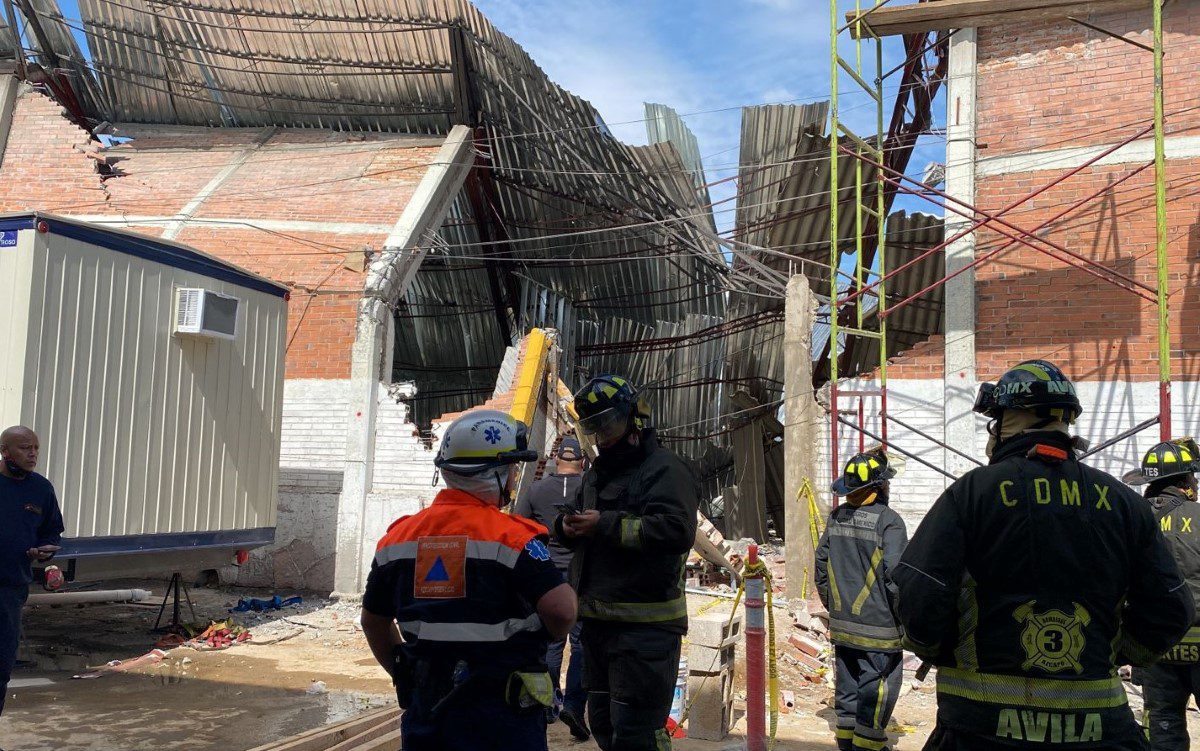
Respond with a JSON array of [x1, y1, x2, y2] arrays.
[[687, 642, 735, 675], [686, 669, 733, 741], [689, 611, 743, 648]]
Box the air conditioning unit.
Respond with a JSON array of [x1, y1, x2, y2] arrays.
[[174, 288, 239, 340]]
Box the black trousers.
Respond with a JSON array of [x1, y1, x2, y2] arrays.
[[581, 621, 679, 751], [833, 646, 903, 751], [1142, 662, 1200, 751], [0, 585, 27, 718]]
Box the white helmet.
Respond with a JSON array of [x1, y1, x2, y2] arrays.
[[435, 409, 538, 476]]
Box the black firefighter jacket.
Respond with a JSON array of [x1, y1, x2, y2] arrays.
[[894, 431, 1194, 746], [553, 429, 698, 633], [1147, 486, 1200, 664], [815, 496, 908, 652]]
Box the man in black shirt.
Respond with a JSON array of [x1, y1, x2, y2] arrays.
[[514, 436, 589, 741], [0, 426, 63, 720]]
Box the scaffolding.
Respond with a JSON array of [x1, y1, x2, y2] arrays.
[[827, 0, 1173, 492]]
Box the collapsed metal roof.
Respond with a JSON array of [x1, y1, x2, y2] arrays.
[[725, 103, 946, 404], [43, 1, 734, 455]]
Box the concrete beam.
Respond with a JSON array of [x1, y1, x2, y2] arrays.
[[64, 215, 398, 236], [161, 127, 277, 240], [783, 274, 822, 596], [0, 76, 22, 167], [978, 134, 1200, 178], [943, 29, 981, 479], [333, 124, 475, 596]]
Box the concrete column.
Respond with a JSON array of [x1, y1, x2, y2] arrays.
[[943, 29, 980, 477], [729, 418, 768, 543], [0, 75, 22, 167], [783, 275, 823, 597], [332, 125, 474, 596]]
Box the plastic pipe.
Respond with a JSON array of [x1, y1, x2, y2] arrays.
[[27, 589, 153, 606], [745, 543, 766, 751]]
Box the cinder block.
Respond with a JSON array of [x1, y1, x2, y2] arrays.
[[686, 669, 734, 741], [689, 611, 743, 648], [687, 642, 735, 675]]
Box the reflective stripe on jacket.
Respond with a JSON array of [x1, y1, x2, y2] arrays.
[[361, 488, 564, 677], [893, 431, 1195, 744], [815, 498, 907, 652], [553, 430, 697, 633]]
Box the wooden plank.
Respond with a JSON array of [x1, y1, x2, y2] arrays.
[[323, 718, 400, 751], [354, 729, 402, 751], [246, 707, 399, 751], [848, 0, 1146, 38]]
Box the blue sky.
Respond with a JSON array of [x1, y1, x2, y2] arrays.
[[51, 0, 943, 233]]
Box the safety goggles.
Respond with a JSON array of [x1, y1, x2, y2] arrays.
[[576, 406, 630, 445]]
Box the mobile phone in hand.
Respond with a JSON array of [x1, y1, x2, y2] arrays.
[[554, 502, 579, 515]]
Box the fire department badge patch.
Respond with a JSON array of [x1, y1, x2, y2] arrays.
[[1013, 600, 1090, 674]]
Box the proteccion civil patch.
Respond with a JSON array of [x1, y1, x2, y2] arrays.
[[414, 536, 468, 599]]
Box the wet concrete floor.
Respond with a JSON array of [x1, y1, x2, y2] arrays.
[[0, 581, 393, 751]]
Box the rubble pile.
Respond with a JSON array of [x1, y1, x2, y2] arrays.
[[779, 599, 831, 684]]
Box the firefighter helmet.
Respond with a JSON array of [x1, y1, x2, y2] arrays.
[[831, 450, 897, 496], [573, 374, 650, 445], [434, 409, 538, 476], [973, 359, 1082, 424], [1122, 438, 1200, 486]]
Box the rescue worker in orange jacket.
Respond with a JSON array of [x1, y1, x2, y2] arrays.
[[360, 410, 577, 751]]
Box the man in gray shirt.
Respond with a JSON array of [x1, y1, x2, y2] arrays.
[[514, 436, 589, 741]]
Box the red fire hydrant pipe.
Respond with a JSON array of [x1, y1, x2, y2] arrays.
[[745, 543, 766, 751]]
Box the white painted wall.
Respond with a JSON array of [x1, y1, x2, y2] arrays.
[[820, 378, 1200, 534], [233, 379, 436, 592]]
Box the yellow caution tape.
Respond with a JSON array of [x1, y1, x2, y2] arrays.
[[798, 479, 824, 601], [681, 560, 782, 751]]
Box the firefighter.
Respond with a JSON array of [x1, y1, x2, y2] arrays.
[[816, 448, 908, 751], [360, 409, 578, 751], [893, 359, 1194, 751], [1123, 439, 1200, 751], [553, 374, 698, 751]]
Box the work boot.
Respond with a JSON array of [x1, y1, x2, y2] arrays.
[[559, 707, 590, 742]]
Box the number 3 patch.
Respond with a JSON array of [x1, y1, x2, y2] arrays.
[[414, 536, 467, 599]]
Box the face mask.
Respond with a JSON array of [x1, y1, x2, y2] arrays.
[[442, 467, 510, 505], [986, 411, 1071, 458]]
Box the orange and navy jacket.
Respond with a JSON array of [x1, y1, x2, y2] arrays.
[[362, 488, 564, 677]]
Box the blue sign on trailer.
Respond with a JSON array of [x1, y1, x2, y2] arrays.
[[0, 231, 17, 247]]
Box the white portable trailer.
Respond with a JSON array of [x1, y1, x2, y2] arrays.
[[0, 212, 286, 581]]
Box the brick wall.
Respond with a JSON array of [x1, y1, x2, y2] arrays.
[[971, 8, 1200, 382], [0, 89, 443, 380], [975, 5, 1200, 157]]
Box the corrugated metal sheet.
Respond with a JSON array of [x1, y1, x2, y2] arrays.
[[833, 211, 945, 378], [728, 103, 945, 399], [6, 0, 104, 114], [735, 103, 829, 253], [645, 102, 715, 232], [2, 219, 285, 539]]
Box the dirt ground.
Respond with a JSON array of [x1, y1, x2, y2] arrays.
[[0, 580, 1193, 750]]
